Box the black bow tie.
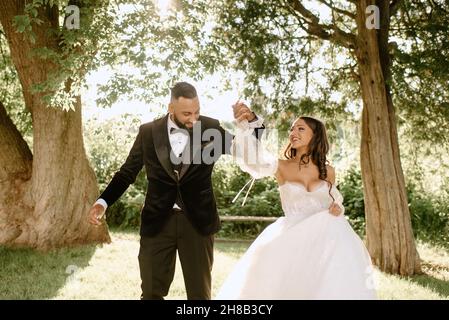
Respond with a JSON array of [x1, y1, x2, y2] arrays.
[[170, 127, 189, 135]]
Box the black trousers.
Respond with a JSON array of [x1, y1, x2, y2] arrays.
[[138, 209, 214, 300]]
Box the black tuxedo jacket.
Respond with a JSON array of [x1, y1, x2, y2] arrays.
[[99, 114, 264, 237]]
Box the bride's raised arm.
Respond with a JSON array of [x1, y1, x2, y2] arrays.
[[231, 119, 279, 179]]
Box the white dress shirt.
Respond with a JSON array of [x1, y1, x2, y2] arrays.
[[167, 114, 189, 158]]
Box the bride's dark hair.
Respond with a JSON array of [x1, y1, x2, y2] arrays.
[[283, 116, 334, 202]]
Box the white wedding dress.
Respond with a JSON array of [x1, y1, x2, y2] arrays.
[[215, 120, 377, 300]]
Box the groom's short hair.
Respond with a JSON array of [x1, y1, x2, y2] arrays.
[[170, 82, 197, 101]]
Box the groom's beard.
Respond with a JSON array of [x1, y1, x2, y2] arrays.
[[172, 114, 194, 135]]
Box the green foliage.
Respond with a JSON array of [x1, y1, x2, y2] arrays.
[[408, 183, 449, 247], [338, 167, 366, 237], [0, 27, 32, 141], [12, 0, 47, 44], [208, 0, 358, 124], [95, 0, 225, 107], [391, 1, 449, 145], [7, 0, 116, 110], [217, 220, 271, 240]]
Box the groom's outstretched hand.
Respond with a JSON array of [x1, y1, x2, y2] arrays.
[[233, 102, 256, 122], [329, 203, 343, 216], [88, 203, 106, 226]]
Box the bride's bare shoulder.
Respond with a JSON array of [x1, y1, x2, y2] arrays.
[[275, 159, 290, 182], [277, 159, 294, 171]]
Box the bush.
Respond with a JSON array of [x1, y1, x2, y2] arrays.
[[338, 167, 366, 237], [338, 166, 449, 246], [407, 183, 449, 247]]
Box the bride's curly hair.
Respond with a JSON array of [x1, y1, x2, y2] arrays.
[[283, 116, 334, 202]]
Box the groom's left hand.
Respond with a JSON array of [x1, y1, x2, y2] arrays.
[[233, 102, 256, 122]]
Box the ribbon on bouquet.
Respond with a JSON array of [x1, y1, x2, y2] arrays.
[[231, 94, 257, 206], [232, 177, 256, 207]]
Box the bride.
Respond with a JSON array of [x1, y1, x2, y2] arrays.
[[216, 112, 377, 300]]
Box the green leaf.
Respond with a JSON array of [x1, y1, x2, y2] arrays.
[[30, 8, 38, 18], [13, 15, 31, 33], [17, 24, 26, 33], [29, 32, 36, 44]]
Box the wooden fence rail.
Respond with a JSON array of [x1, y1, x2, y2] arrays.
[[219, 215, 278, 222]]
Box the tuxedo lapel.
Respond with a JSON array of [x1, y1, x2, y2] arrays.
[[152, 114, 177, 182]]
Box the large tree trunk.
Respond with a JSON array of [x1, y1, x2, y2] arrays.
[[355, 1, 420, 275], [0, 0, 110, 249], [0, 101, 33, 243], [25, 96, 110, 249]]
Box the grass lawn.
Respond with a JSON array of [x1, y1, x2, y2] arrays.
[[0, 229, 448, 300]]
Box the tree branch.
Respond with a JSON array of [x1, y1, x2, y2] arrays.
[[285, 0, 356, 49], [0, 100, 33, 170], [316, 0, 356, 19], [390, 0, 402, 17]]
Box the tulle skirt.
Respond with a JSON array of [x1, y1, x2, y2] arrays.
[[215, 210, 377, 300]]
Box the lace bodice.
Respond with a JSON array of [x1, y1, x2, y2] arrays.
[[279, 181, 343, 220]]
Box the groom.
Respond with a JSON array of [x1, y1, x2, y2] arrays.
[[88, 82, 264, 300]]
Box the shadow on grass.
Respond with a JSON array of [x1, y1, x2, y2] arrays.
[[0, 244, 97, 300], [408, 272, 449, 299]]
